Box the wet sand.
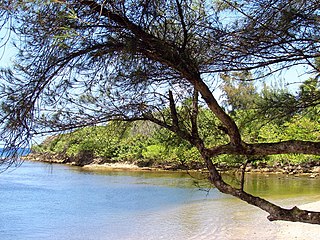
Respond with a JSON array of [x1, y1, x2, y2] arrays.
[[274, 201, 320, 240], [82, 162, 320, 239], [241, 200, 320, 240], [82, 162, 141, 170]]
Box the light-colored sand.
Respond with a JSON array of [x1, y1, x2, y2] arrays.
[[223, 200, 320, 240], [274, 201, 320, 240], [82, 162, 141, 170], [79, 162, 320, 239]]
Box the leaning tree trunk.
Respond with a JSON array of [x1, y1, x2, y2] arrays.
[[81, 0, 320, 224], [203, 153, 320, 224]]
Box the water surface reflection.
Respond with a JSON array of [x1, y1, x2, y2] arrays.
[[1, 161, 320, 240]]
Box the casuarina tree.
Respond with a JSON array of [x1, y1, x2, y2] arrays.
[[0, 0, 320, 224]]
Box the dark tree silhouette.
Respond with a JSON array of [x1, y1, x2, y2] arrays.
[[0, 0, 320, 223]]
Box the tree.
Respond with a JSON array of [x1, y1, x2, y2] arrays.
[[220, 72, 258, 112], [0, 0, 320, 224]]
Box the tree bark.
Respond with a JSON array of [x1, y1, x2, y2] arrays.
[[207, 140, 320, 156], [80, 0, 320, 224], [203, 153, 320, 224]]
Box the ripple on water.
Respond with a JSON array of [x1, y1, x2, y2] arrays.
[[2, 162, 320, 240]]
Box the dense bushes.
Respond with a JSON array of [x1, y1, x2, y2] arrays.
[[32, 121, 204, 168], [33, 106, 320, 168], [33, 78, 320, 168]]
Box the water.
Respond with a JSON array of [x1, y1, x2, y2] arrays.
[[0, 148, 31, 158], [1, 161, 320, 240]]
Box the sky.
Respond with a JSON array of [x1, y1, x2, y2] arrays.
[[0, 24, 314, 147], [0, 21, 15, 68], [264, 65, 312, 94], [0, 29, 48, 146], [0, 46, 14, 68]]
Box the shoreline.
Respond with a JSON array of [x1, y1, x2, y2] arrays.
[[23, 154, 320, 239], [24, 153, 320, 177], [274, 200, 320, 239]]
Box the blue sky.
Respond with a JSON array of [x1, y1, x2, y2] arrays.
[[0, 26, 313, 147], [0, 47, 14, 68], [0, 23, 15, 68]]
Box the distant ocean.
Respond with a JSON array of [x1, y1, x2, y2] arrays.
[[0, 148, 31, 157]]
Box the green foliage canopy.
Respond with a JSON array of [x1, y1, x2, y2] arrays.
[[1, 0, 320, 224]]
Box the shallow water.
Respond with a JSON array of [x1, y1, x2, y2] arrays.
[[1, 161, 320, 240]]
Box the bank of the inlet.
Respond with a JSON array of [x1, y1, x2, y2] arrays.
[[3, 160, 320, 240], [25, 152, 320, 178]]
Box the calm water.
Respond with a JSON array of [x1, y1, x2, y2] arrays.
[[1, 161, 320, 240]]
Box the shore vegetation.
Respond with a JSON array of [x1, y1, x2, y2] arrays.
[[0, 0, 320, 224]]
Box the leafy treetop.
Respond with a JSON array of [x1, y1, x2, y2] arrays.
[[0, 0, 320, 224]]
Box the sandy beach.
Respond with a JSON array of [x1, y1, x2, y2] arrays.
[[82, 162, 320, 239], [218, 200, 320, 240], [274, 201, 320, 240], [82, 162, 143, 170]]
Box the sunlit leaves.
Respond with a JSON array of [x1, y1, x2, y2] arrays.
[[0, 0, 319, 164]]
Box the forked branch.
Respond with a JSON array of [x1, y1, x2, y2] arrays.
[[203, 154, 320, 224]]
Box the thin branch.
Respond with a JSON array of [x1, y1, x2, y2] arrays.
[[175, 0, 188, 50], [240, 158, 251, 191], [191, 87, 199, 138], [207, 140, 320, 156], [168, 90, 179, 128]]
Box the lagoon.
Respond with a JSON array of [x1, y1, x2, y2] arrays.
[[1, 161, 320, 240]]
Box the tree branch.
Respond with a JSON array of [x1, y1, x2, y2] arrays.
[[175, 0, 188, 50], [194, 79, 242, 146], [79, 1, 243, 147], [191, 88, 199, 139], [206, 140, 320, 156], [203, 153, 320, 224], [168, 90, 179, 128], [143, 112, 194, 144]]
